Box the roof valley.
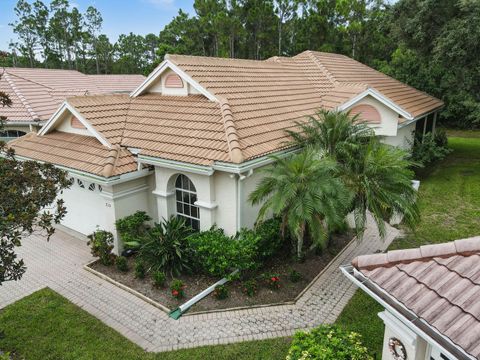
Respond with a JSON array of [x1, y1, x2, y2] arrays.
[[3, 71, 39, 121]]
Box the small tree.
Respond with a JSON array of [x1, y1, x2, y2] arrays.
[[0, 70, 70, 285], [249, 150, 351, 259]]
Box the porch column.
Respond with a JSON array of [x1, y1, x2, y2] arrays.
[[422, 115, 428, 140], [432, 112, 437, 135]]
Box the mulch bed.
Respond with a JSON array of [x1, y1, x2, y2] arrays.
[[88, 232, 353, 313]]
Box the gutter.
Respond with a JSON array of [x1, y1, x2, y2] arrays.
[[340, 265, 473, 360]]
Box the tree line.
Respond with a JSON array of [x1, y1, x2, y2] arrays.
[[1, 0, 479, 128]]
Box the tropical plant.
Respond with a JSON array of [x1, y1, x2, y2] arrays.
[[87, 230, 114, 266], [152, 270, 166, 288], [138, 216, 193, 276], [410, 131, 451, 166], [249, 150, 351, 260], [342, 140, 420, 237], [286, 324, 372, 360], [254, 217, 285, 260], [242, 279, 258, 297], [115, 211, 151, 250], [134, 259, 146, 279], [188, 227, 259, 277], [286, 109, 374, 159], [115, 256, 128, 272]]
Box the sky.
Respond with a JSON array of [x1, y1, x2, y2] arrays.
[[0, 0, 195, 50]]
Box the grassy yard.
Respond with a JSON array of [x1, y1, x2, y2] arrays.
[[1, 134, 479, 359], [337, 134, 480, 356]]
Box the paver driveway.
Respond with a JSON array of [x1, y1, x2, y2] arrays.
[[0, 220, 399, 352]]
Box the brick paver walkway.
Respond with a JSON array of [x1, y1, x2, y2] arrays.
[[0, 220, 399, 352]]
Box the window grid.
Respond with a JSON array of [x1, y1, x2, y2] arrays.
[[175, 174, 200, 231]]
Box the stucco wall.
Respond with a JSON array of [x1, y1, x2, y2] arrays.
[[381, 121, 416, 150], [55, 113, 92, 136], [345, 95, 399, 137]]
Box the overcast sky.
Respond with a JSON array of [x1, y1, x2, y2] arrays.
[[0, 0, 195, 50]]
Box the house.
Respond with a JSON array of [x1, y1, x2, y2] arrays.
[[341, 237, 480, 360], [0, 67, 145, 141], [6, 51, 443, 251]]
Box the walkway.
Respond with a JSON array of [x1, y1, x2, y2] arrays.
[[0, 220, 399, 352]]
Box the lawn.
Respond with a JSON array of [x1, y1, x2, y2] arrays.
[[1, 134, 479, 360], [337, 135, 480, 356]]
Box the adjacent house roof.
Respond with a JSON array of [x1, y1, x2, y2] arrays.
[[0, 67, 145, 123], [7, 51, 444, 177], [350, 237, 480, 359]]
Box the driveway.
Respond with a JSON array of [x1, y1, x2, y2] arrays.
[[0, 221, 399, 352]]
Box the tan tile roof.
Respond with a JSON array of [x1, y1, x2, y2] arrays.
[[0, 68, 144, 122], [352, 237, 480, 359], [7, 51, 444, 173], [9, 131, 137, 177]]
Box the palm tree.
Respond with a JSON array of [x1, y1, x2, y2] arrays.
[[249, 150, 351, 259], [286, 109, 374, 160], [287, 109, 420, 238], [342, 140, 420, 238]]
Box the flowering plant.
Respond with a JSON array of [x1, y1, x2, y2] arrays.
[[170, 279, 186, 299], [265, 274, 281, 289], [242, 279, 258, 297]]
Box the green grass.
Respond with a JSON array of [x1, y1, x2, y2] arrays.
[[337, 135, 480, 357], [0, 288, 290, 360], [2, 134, 479, 360]]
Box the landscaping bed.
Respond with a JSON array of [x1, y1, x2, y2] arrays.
[[88, 231, 352, 313]]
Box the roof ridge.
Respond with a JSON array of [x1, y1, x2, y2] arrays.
[[3, 72, 39, 121], [302, 50, 338, 86], [218, 97, 243, 164], [102, 144, 120, 177], [6, 70, 55, 90], [352, 236, 480, 269]]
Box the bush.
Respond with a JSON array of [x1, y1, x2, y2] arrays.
[[152, 270, 166, 288], [170, 279, 185, 299], [138, 216, 193, 276], [87, 230, 114, 266], [242, 279, 258, 297], [213, 284, 229, 300], [134, 259, 146, 279], [115, 256, 129, 272], [188, 227, 259, 277], [115, 211, 151, 249], [288, 269, 302, 283], [411, 131, 451, 166], [286, 325, 372, 360], [254, 217, 285, 260]]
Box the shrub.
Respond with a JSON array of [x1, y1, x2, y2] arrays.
[[170, 279, 186, 299], [87, 230, 114, 266], [242, 279, 258, 297], [263, 274, 281, 289], [134, 259, 146, 279], [286, 325, 372, 360], [115, 256, 129, 272], [115, 211, 151, 249], [152, 270, 166, 288], [410, 131, 451, 166], [213, 284, 229, 300], [288, 269, 302, 283], [254, 217, 285, 260], [188, 227, 259, 277], [138, 216, 193, 276]]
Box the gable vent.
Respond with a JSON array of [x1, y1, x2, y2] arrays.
[[165, 74, 184, 88], [71, 116, 86, 129], [349, 104, 381, 124]]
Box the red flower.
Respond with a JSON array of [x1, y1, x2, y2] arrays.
[[172, 290, 179, 296], [271, 277, 279, 282]]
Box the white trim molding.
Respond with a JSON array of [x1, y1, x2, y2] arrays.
[[337, 87, 414, 121], [38, 101, 112, 148], [194, 200, 218, 210], [100, 184, 150, 201], [129, 59, 218, 102]]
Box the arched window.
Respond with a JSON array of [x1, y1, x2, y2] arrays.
[[165, 73, 183, 88], [175, 174, 200, 231], [349, 104, 381, 124]]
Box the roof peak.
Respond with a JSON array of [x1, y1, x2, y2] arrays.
[[352, 236, 480, 270]]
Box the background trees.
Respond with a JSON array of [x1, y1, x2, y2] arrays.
[[3, 0, 480, 128]]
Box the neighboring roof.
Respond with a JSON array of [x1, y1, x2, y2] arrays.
[[9, 131, 137, 177], [351, 237, 480, 359], [0, 67, 145, 123]]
